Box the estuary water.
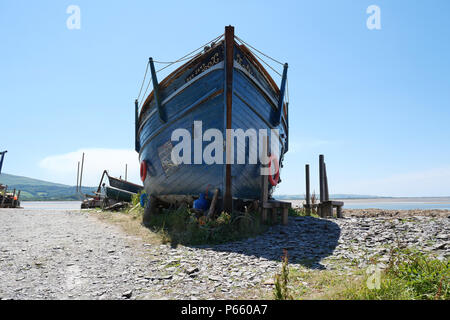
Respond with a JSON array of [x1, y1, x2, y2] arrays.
[[20, 201, 82, 210], [288, 197, 450, 210], [19, 198, 450, 211]]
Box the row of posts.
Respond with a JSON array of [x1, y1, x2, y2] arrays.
[[304, 154, 342, 217]]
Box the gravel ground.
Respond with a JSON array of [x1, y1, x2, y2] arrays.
[[0, 208, 448, 300]]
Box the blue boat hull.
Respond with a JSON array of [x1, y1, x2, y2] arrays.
[[137, 40, 288, 203]]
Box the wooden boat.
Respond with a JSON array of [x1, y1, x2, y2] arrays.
[[135, 26, 289, 211], [105, 186, 135, 202], [107, 175, 143, 194], [95, 170, 143, 195]]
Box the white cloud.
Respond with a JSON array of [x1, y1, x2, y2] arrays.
[[39, 148, 140, 186]]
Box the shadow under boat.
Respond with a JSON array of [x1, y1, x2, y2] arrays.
[[170, 216, 342, 270]]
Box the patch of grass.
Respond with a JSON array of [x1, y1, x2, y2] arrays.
[[131, 190, 144, 207], [289, 207, 319, 218], [338, 248, 449, 300], [269, 258, 362, 300], [270, 246, 449, 300], [274, 250, 293, 300], [145, 207, 268, 246]]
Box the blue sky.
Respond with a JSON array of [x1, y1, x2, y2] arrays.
[[0, 0, 449, 196]]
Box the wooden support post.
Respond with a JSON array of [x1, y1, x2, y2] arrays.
[[282, 207, 289, 225], [125, 164, 128, 181], [324, 162, 329, 201], [207, 188, 219, 219], [271, 209, 277, 224], [261, 201, 268, 223], [319, 154, 325, 203], [260, 136, 269, 223], [305, 164, 311, 216], [262, 200, 291, 225], [337, 205, 343, 218], [326, 203, 333, 217], [142, 195, 156, 228]]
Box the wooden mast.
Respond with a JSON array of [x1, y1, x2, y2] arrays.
[[0, 150, 7, 175], [149, 57, 166, 123], [224, 25, 234, 213], [274, 63, 288, 126], [135, 99, 140, 152]]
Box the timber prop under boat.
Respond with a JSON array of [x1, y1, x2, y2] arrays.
[[135, 26, 289, 212]]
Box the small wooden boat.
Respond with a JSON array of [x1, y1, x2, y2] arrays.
[[92, 170, 142, 204], [107, 175, 143, 194], [135, 26, 289, 211], [96, 170, 143, 194], [105, 186, 135, 202]]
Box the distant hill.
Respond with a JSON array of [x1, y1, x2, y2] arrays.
[[0, 173, 68, 187], [0, 173, 96, 201]]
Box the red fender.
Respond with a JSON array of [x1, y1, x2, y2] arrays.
[[140, 160, 147, 182], [268, 154, 280, 186]]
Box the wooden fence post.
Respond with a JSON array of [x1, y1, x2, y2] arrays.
[[319, 155, 325, 217], [319, 155, 325, 203], [305, 164, 311, 216]]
